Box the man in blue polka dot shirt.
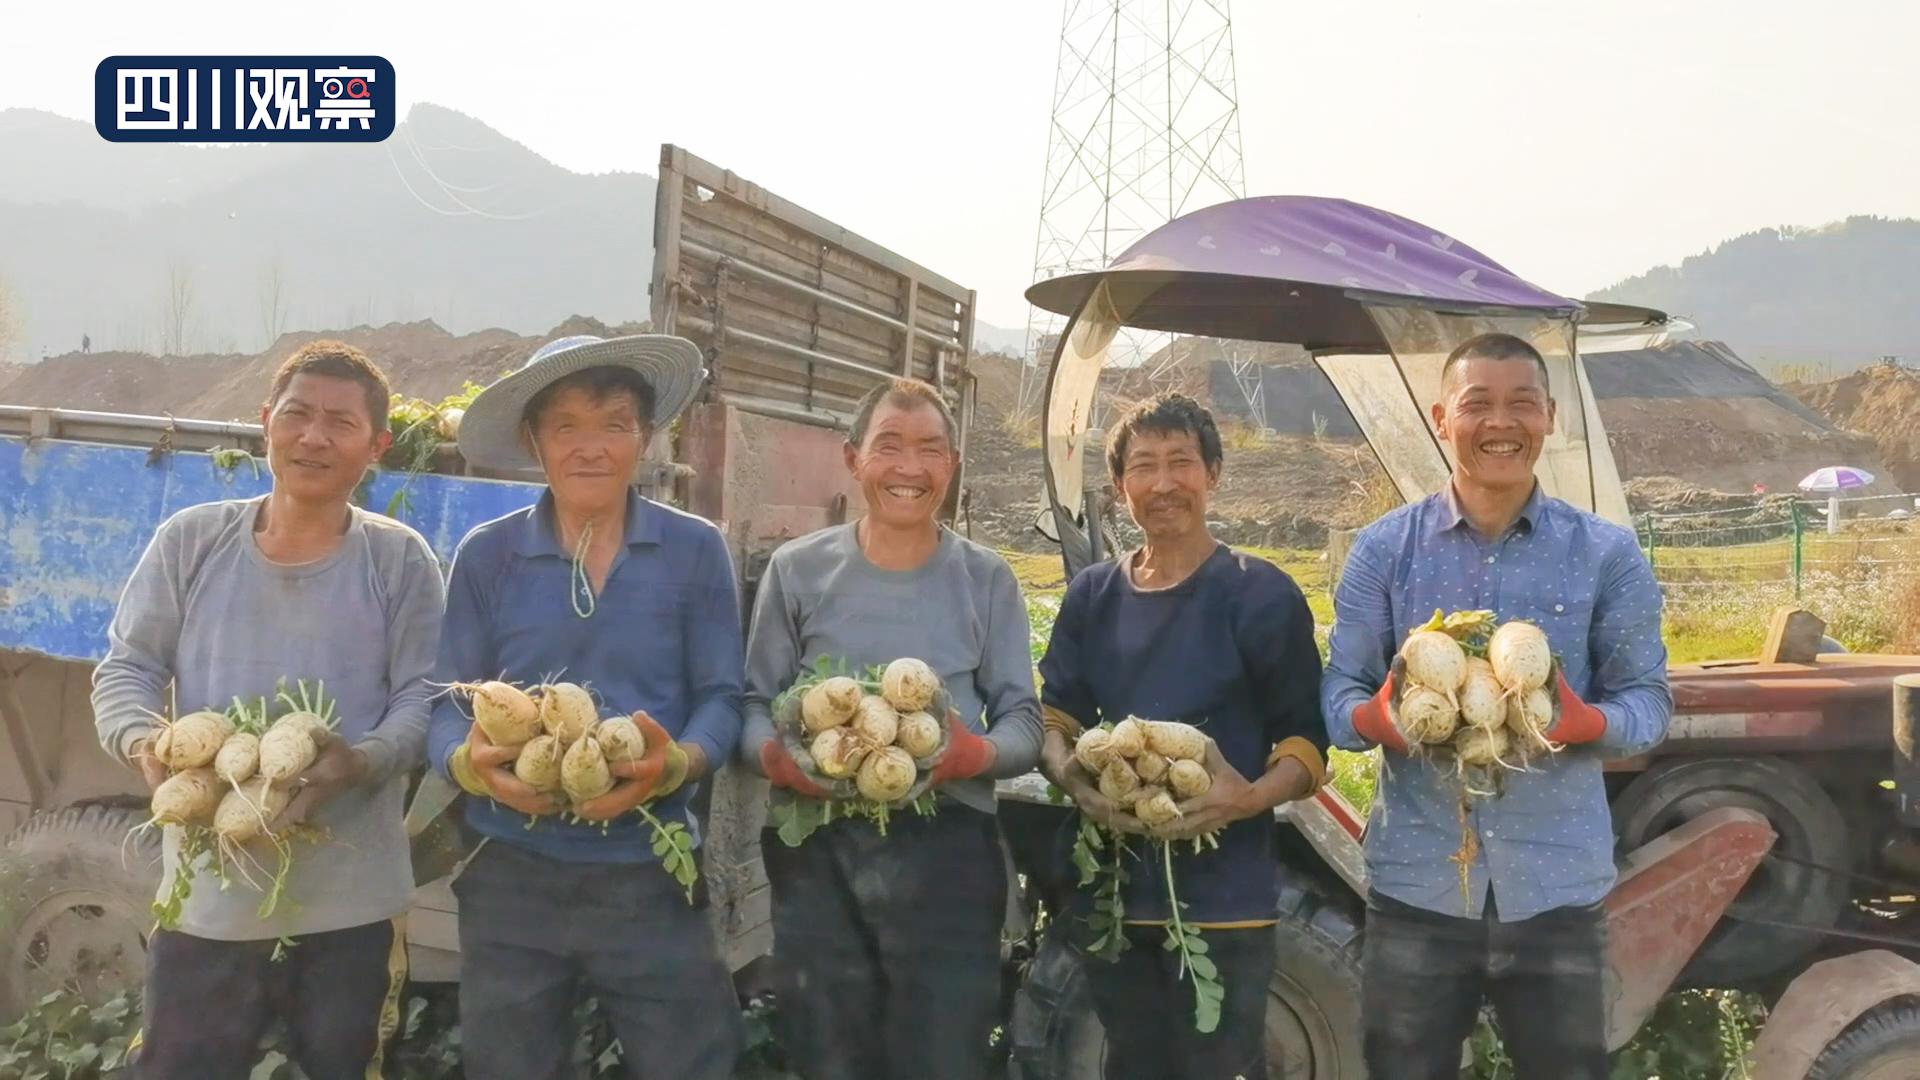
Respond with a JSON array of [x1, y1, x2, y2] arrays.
[[1322, 331, 1672, 1080]]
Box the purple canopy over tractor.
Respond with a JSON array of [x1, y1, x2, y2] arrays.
[[1024, 195, 1667, 572]]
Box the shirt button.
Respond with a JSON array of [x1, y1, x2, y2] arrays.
[[1485, 556, 1496, 564], [1554, 604, 1565, 613]]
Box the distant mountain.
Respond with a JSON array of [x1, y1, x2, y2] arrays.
[[0, 104, 655, 360], [970, 320, 1027, 355], [1589, 216, 1920, 374]]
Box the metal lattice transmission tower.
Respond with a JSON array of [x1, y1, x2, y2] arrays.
[[1016, 0, 1249, 426]]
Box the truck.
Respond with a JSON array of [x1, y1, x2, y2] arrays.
[[4, 152, 1920, 1080]]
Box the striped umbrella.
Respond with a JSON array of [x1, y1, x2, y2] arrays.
[[1797, 466, 1876, 492], [1798, 466, 1876, 533]]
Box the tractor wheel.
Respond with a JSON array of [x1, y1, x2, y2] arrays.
[[0, 805, 160, 1019], [1807, 1000, 1920, 1080], [1611, 756, 1848, 988], [1007, 880, 1365, 1080]]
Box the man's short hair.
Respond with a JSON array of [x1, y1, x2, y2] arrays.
[[1440, 332, 1551, 394], [521, 366, 659, 432], [1106, 393, 1223, 480], [847, 377, 957, 449], [265, 340, 390, 433]]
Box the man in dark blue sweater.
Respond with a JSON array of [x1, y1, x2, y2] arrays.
[[1037, 394, 1329, 1080]]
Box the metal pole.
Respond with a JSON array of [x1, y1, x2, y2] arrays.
[[1791, 501, 1804, 599]]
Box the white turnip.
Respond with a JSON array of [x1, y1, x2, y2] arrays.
[[464, 681, 541, 747], [513, 734, 563, 792], [1075, 728, 1114, 772], [596, 716, 647, 766], [151, 768, 220, 827], [1168, 758, 1212, 799], [561, 736, 615, 802], [1401, 630, 1468, 693], [1135, 750, 1170, 784], [258, 717, 320, 783], [1489, 621, 1552, 693], [537, 683, 597, 745], [1107, 717, 1147, 759], [802, 677, 861, 733], [851, 695, 899, 747], [880, 658, 940, 713], [1144, 721, 1207, 762], [856, 746, 917, 803], [896, 711, 942, 759], [810, 727, 867, 779], [155, 711, 232, 771], [1458, 658, 1506, 732], [213, 778, 293, 843], [1397, 686, 1459, 745], [213, 732, 260, 785]]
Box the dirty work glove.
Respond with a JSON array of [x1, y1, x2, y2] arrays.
[[464, 724, 561, 817], [576, 712, 684, 822], [759, 738, 832, 799], [1350, 657, 1410, 753], [1545, 668, 1606, 745], [928, 712, 996, 786]]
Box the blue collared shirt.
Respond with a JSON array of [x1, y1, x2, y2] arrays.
[[1322, 485, 1671, 920], [428, 489, 744, 863]]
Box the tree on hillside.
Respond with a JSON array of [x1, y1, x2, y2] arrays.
[[258, 255, 291, 348], [161, 259, 195, 356]]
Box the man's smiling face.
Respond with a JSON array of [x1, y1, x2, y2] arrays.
[[1432, 352, 1557, 494]]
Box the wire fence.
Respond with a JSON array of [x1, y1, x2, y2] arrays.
[[1639, 492, 1920, 652]]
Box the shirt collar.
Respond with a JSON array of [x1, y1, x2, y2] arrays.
[[515, 487, 661, 557], [1430, 482, 1551, 540]]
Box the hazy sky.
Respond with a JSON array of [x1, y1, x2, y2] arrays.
[[6, 0, 1918, 328]]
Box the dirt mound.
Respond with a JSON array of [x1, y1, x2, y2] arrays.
[[1600, 396, 1886, 495], [0, 350, 243, 413], [1790, 362, 1920, 492]]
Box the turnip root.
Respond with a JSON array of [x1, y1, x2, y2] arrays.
[[880, 658, 939, 713], [437, 407, 464, 441], [1506, 686, 1556, 757], [258, 718, 320, 783], [537, 683, 596, 744], [1145, 721, 1207, 762], [1107, 717, 1147, 759], [1135, 750, 1170, 784], [810, 727, 867, 779], [1453, 723, 1512, 769], [1168, 758, 1212, 799], [851, 696, 899, 747], [213, 732, 260, 785], [896, 711, 942, 758], [151, 768, 221, 827], [465, 681, 541, 747], [274, 711, 330, 744], [1397, 686, 1460, 744], [1134, 789, 1182, 827], [1401, 630, 1469, 693], [561, 736, 615, 802], [856, 746, 917, 803], [1075, 728, 1114, 772], [802, 677, 862, 733], [1458, 659, 1506, 732], [155, 711, 232, 770], [513, 735, 563, 792], [1489, 621, 1552, 693], [213, 778, 293, 843], [596, 716, 647, 766], [1098, 757, 1140, 802]]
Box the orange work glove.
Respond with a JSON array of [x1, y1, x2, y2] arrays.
[[1350, 657, 1410, 753], [927, 712, 996, 786], [1544, 668, 1607, 745]]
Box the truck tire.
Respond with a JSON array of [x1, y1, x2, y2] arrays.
[[1008, 881, 1365, 1080], [1611, 756, 1848, 988], [0, 805, 160, 1019], [1807, 999, 1920, 1080]]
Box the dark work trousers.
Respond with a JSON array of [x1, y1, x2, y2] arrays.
[[1072, 921, 1276, 1080], [129, 918, 407, 1080], [1362, 890, 1609, 1080], [760, 803, 1009, 1080], [452, 840, 744, 1080]]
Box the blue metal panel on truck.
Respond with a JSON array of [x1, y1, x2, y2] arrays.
[[0, 436, 543, 663]]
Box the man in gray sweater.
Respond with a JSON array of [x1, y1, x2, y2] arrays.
[[91, 341, 446, 1080], [741, 377, 1043, 1080]]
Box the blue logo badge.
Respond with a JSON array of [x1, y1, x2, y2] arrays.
[[96, 56, 396, 142]]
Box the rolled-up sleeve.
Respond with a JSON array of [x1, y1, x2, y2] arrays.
[[678, 527, 745, 769], [1322, 529, 1397, 751], [1588, 537, 1672, 756]]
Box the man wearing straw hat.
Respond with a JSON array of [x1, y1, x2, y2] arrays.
[[426, 334, 747, 1080]]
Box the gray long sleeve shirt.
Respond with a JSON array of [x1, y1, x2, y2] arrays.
[[91, 497, 446, 940], [740, 524, 1042, 815]]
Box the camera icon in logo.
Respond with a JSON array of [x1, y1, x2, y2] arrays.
[[315, 66, 376, 130]]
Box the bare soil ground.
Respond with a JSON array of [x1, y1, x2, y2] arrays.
[[1790, 362, 1920, 492]]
